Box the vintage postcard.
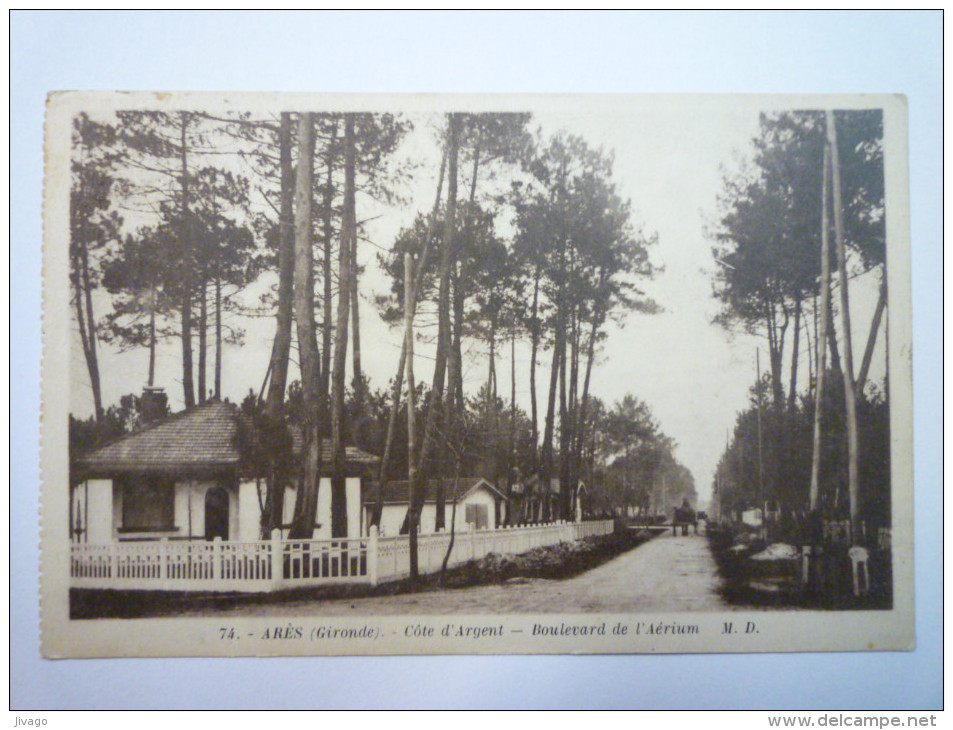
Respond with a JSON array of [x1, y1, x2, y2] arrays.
[[41, 92, 913, 657]]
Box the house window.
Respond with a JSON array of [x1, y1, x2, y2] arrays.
[[465, 503, 488, 530], [120, 476, 175, 532]]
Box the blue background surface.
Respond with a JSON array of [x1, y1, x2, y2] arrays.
[[11, 10, 942, 709]]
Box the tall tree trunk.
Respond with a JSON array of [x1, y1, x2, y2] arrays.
[[261, 111, 296, 537], [265, 112, 296, 409], [508, 327, 517, 524], [856, 276, 887, 394], [827, 110, 861, 542], [441, 466, 460, 571], [487, 318, 497, 403], [811, 292, 819, 392], [528, 269, 540, 466], [181, 290, 194, 409], [435, 130, 470, 533], [330, 113, 355, 539], [805, 297, 814, 398], [77, 239, 104, 421], [178, 114, 195, 409], [566, 304, 581, 504], [214, 274, 222, 398], [371, 340, 406, 524], [569, 308, 580, 414], [198, 280, 207, 404], [371, 149, 447, 529], [350, 216, 363, 402], [541, 314, 562, 517], [827, 303, 843, 376], [411, 115, 459, 540], [73, 143, 104, 422], [445, 136, 482, 418], [349, 120, 362, 402], [448, 266, 464, 413], [558, 314, 572, 520], [73, 289, 96, 420], [288, 112, 321, 540], [788, 297, 801, 411], [321, 120, 338, 420], [543, 213, 568, 519], [404, 252, 419, 575], [766, 301, 788, 409], [147, 281, 156, 388], [780, 296, 800, 514], [575, 312, 601, 502]]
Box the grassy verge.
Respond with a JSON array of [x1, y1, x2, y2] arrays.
[[71, 528, 658, 619]]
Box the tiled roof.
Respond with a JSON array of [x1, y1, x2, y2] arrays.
[[77, 401, 379, 476], [77, 401, 242, 474], [363, 477, 506, 505], [288, 426, 379, 466]]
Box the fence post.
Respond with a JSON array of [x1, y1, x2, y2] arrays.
[[393, 534, 399, 577], [422, 532, 430, 574], [160, 537, 169, 588], [109, 542, 118, 581], [800, 546, 812, 584], [368, 526, 379, 586], [270, 528, 282, 590], [212, 536, 222, 585], [848, 546, 870, 597]]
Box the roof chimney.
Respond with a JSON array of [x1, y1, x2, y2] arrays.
[[141, 386, 168, 425]]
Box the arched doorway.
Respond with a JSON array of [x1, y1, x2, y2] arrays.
[[205, 487, 230, 541]]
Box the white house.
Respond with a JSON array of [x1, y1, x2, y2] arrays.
[[71, 399, 378, 545], [362, 477, 508, 537]]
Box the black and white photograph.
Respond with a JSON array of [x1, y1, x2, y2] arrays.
[[41, 91, 913, 657]]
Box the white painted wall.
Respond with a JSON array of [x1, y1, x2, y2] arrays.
[[84, 474, 362, 543], [173, 482, 192, 537], [281, 485, 296, 533], [312, 477, 363, 539], [238, 480, 261, 542], [111, 482, 122, 540], [419, 504, 437, 534], [85, 479, 113, 543], [368, 487, 499, 538], [452, 488, 496, 533], [172, 480, 227, 539], [374, 504, 407, 537], [314, 476, 331, 539], [346, 477, 361, 538]]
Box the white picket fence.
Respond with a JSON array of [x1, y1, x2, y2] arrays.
[[70, 519, 613, 593]]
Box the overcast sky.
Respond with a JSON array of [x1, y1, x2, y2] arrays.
[[70, 96, 887, 505]]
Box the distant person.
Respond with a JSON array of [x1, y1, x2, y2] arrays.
[[679, 498, 695, 536]]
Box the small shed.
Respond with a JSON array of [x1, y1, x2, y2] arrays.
[[362, 477, 507, 537]]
